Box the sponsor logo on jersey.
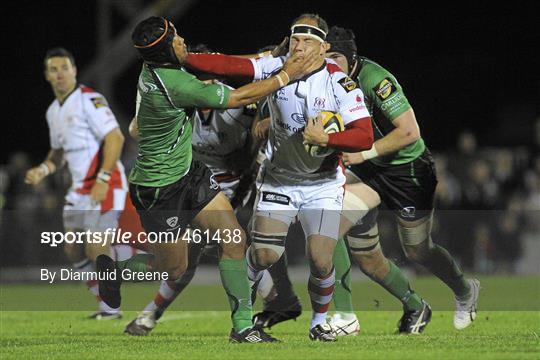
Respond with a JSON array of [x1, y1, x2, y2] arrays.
[[400, 206, 416, 219], [276, 118, 303, 133], [166, 216, 179, 228], [291, 113, 305, 125], [274, 88, 288, 101], [90, 97, 108, 109], [338, 76, 358, 92], [373, 78, 396, 100], [380, 93, 404, 112], [262, 191, 290, 205], [314, 97, 326, 108], [348, 104, 366, 113]]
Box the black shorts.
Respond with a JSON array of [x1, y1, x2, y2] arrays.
[[129, 160, 220, 235], [348, 149, 438, 221]]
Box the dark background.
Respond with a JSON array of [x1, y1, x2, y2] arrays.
[[5, 0, 539, 164]]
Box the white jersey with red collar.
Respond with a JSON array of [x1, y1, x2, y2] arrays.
[[250, 56, 371, 183], [46, 85, 127, 198]]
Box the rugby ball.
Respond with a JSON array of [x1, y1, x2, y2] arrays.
[[304, 111, 344, 157]]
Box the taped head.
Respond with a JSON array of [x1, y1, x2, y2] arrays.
[[132, 16, 179, 64], [290, 13, 328, 43], [326, 26, 358, 73]]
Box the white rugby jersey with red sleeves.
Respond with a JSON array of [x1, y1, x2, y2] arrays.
[[249, 55, 372, 180], [46, 85, 127, 201]]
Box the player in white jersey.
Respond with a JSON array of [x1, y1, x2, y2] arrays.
[[25, 48, 127, 319], [184, 13, 374, 341]]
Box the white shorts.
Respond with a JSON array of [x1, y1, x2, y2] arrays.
[[63, 189, 127, 232], [254, 167, 345, 240]]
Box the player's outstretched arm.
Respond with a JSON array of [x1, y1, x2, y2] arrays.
[[226, 51, 318, 108], [343, 108, 419, 166], [24, 149, 64, 185]]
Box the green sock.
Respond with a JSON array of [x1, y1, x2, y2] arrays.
[[380, 261, 423, 311], [219, 258, 252, 332], [333, 237, 354, 315], [116, 254, 153, 273], [422, 244, 471, 300]]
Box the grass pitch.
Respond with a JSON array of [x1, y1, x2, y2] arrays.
[[1, 276, 539, 359]]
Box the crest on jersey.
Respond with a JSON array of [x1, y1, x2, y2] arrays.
[[338, 76, 357, 92], [91, 97, 108, 109], [373, 78, 396, 100], [314, 97, 326, 108]]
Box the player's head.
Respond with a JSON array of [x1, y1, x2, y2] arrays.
[[326, 26, 358, 75], [289, 13, 329, 64], [132, 16, 187, 65], [43, 47, 77, 96]]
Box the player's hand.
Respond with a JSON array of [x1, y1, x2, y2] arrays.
[[282, 50, 318, 80], [271, 37, 289, 57], [253, 117, 271, 141], [90, 182, 109, 204], [303, 114, 328, 146], [342, 152, 365, 166], [24, 167, 47, 186]]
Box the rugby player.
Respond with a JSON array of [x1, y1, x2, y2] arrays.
[[124, 45, 260, 336], [328, 26, 480, 330], [25, 47, 127, 320], [96, 16, 317, 343], [184, 13, 374, 341]]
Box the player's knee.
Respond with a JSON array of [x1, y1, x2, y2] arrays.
[[310, 257, 334, 278], [403, 242, 431, 263], [354, 248, 387, 278], [166, 263, 188, 281], [250, 230, 286, 268], [254, 248, 280, 268]]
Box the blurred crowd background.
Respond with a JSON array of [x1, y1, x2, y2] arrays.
[[2, 128, 538, 276], [2, 1, 538, 279]]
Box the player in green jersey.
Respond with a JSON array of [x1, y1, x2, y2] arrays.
[[327, 26, 480, 331], [96, 16, 317, 343]]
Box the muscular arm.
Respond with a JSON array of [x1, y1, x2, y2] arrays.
[[99, 128, 125, 173], [342, 108, 420, 165], [186, 51, 318, 109], [185, 53, 255, 79], [369, 108, 419, 156]]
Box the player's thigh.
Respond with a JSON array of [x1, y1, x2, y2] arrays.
[[340, 183, 380, 237], [192, 191, 246, 259]]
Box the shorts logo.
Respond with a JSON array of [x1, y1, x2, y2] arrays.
[[262, 191, 290, 205], [400, 206, 416, 219], [338, 76, 357, 92], [373, 78, 396, 100], [209, 175, 220, 190], [166, 216, 179, 228]]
